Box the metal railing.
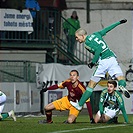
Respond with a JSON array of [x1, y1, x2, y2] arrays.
[[0, 8, 91, 65]]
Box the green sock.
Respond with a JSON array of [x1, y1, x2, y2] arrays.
[[79, 87, 93, 106], [118, 80, 126, 87], [107, 118, 114, 124], [1, 113, 9, 120]]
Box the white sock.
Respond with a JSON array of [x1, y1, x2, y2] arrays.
[[8, 111, 12, 117]]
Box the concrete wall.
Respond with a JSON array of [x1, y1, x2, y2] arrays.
[[0, 51, 47, 62]]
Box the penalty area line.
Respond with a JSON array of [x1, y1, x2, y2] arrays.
[[49, 124, 127, 133]]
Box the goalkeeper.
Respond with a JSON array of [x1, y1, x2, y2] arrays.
[[94, 80, 128, 124], [38, 70, 94, 124], [70, 19, 130, 111]]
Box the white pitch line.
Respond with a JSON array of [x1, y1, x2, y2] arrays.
[[49, 124, 126, 133]]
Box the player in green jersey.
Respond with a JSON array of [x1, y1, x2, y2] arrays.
[[70, 19, 130, 110], [94, 80, 128, 124]]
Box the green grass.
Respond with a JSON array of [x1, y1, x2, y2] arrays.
[[0, 115, 133, 133]]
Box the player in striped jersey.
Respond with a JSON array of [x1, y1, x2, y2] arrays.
[[94, 80, 128, 124], [70, 19, 130, 111], [38, 70, 94, 124]]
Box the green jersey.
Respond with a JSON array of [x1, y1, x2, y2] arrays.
[[63, 18, 80, 35], [99, 88, 128, 123], [85, 21, 121, 64]]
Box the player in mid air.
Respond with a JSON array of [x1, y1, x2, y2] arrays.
[[38, 70, 94, 124], [94, 80, 128, 124], [70, 19, 130, 111]]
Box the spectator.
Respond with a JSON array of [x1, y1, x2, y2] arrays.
[[63, 11, 80, 56], [25, 0, 40, 18], [0, 90, 16, 121], [94, 80, 128, 124], [25, 0, 40, 39]]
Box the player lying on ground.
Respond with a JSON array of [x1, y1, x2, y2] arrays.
[[39, 70, 94, 124]]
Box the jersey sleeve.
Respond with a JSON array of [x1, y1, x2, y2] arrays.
[[58, 79, 70, 89], [116, 91, 128, 123], [47, 84, 59, 90], [92, 45, 103, 64], [99, 89, 107, 114], [98, 21, 120, 36]]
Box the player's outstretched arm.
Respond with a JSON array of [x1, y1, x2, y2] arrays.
[[40, 87, 48, 94], [119, 19, 127, 24], [99, 19, 127, 36]]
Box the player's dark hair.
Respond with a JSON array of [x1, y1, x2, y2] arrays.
[[70, 70, 79, 76], [107, 80, 117, 88]]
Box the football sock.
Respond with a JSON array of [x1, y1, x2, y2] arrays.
[[86, 101, 93, 119], [46, 112, 52, 122], [79, 87, 93, 106], [118, 79, 126, 87], [1, 113, 9, 120]]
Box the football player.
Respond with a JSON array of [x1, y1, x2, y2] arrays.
[[94, 80, 128, 124], [70, 19, 130, 111], [39, 70, 94, 124]]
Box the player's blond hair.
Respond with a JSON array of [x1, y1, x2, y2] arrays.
[[75, 28, 87, 36]]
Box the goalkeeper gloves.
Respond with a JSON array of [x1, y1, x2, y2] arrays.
[[120, 19, 127, 24]]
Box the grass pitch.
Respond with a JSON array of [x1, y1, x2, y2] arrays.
[[0, 114, 133, 133]]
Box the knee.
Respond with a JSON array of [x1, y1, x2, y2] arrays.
[[67, 117, 76, 124], [44, 105, 48, 111]]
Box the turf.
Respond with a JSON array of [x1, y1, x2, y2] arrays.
[[0, 114, 133, 133]]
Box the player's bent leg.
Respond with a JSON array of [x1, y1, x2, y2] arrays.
[[104, 115, 111, 123], [0, 113, 3, 120], [107, 116, 118, 124], [70, 100, 82, 111], [79, 87, 93, 106], [117, 78, 130, 98], [70, 87, 94, 110], [38, 111, 53, 124], [94, 112, 101, 123], [1, 113, 9, 120], [38, 103, 55, 124], [8, 110, 16, 121], [67, 114, 76, 124]]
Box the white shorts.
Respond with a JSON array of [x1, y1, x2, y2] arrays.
[[0, 92, 6, 113], [91, 57, 123, 79], [97, 107, 120, 118]]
